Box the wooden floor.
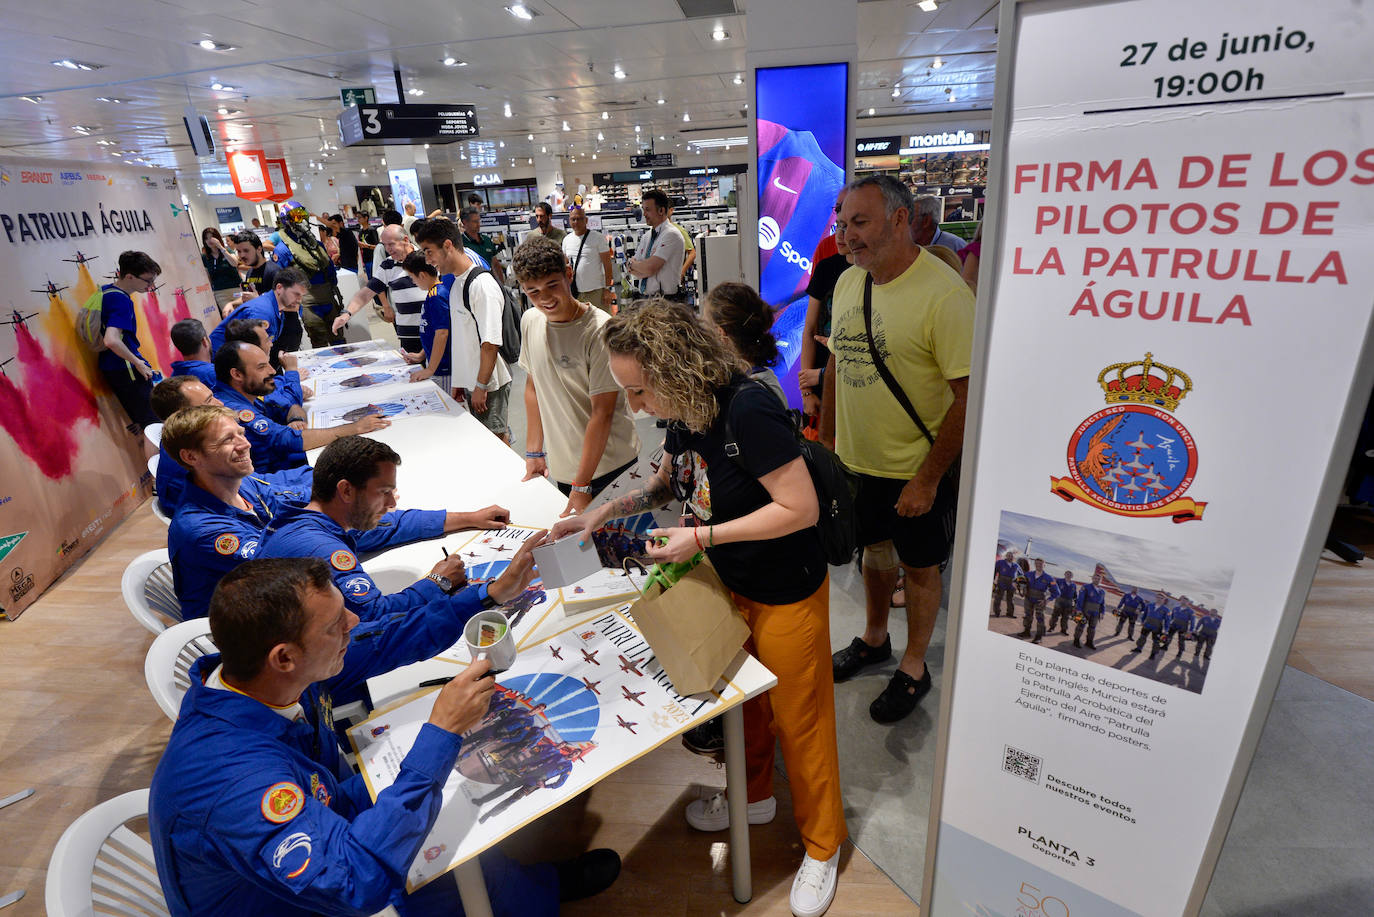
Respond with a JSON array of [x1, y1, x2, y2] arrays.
[[0, 502, 916, 916]]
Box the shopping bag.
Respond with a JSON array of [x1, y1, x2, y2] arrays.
[[628, 556, 751, 696]]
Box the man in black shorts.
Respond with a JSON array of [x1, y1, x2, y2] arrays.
[[822, 175, 975, 724]]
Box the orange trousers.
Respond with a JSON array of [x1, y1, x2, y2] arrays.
[[733, 574, 847, 860]]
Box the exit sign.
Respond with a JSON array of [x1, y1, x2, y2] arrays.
[[340, 87, 376, 108]]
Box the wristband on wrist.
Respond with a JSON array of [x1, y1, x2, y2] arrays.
[[693, 527, 704, 551], [525, 451, 547, 459], [475, 379, 493, 391], [708, 525, 715, 547], [569, 482, 594, 495]]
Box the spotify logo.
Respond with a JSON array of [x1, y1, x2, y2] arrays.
[[758, 216, 780, 251]]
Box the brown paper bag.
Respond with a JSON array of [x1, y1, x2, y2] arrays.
[[628, 557, 751, 696]]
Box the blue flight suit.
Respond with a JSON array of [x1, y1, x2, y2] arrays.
[[257, 504, 448, 621], [1193, 613, 1220, 659], [1073, 584, 1107, 648], [991, 558, 1018, 617], [1167, 606, 1195, 656], [1134, 601, 1170, 657], [149, 601, 556, 917], [1046, 577, 1078, 635], [259, 370, 306, 424], [1114, 591, 1144, 638], [156, 442, 311, 517], [209, 289, 284, 355], [214, 384, 308, 473], [1019, 570, 1056, 641], [168, 477, 414, 620], [170, 359, 217, 388]]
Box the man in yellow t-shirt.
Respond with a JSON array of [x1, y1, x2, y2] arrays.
[[821, 174, 974, 725]]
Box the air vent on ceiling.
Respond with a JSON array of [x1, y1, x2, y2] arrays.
[[675, 0, 736, 18]]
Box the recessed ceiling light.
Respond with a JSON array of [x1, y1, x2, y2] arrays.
[[95, 138, 115, 146], [196, 39, 235, 52], [918, 0, 939, 11], [72, 125, 95, 135], [597, 131, 604, 141], [948, 92, 957, 102], [656, 96, 665, 105], [528, 157, 533, 164], [868, 107, 876, 115], [732, 74, 742, 85], [52, 59, 103, 71], [474, 83, 492, 90], [891, 87, 901, 98], [541, 146, 547, 153], [217, 107, 241, 115], [613, 67, 626, 80], [499, 140, 505, 147], [659, 135, 665, 141], [634, 124, 641, 132], [380, 158, 386, 165], [562, 121, 570, 131], [544, 95, 561, 102], [601, 111, 609, 120], [424, 143, 430, 149], [407, 87, 425, 96], [711, 27, 729, 41], [505, 3, 537, 20], [527, 133, 534, 140], [592, 153, 597, 159], [211, 83, 237, 92], [361, 168, 366, 174], [443, 57, 467, 67], [21, 95, 42, 104], [504, 102, 513, 118], [96, 96, 129, 104], [931, 57, 945, 69], [682, 112, 690, 122]]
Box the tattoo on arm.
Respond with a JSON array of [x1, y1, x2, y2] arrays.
[[607, 478, 672, 520]]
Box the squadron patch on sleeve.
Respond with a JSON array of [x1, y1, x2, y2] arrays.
[[214, 533, 240, 556], [237, 410, 255, 423], [260, 782, 305, 823], [330, 550, 357, 572], [252, 418, 270, 434]]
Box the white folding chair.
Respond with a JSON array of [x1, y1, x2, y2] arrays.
[[45, 788, 169, 917], [150, 498, 173, 526], [144, 618, 217, 721], [143, 422, 164, 449], [121, 549, 181, 635]]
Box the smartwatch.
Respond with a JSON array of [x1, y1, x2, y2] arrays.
[[479, 584, 499, 609]]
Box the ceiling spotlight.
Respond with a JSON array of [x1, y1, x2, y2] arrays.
[[475, 83, 492, 90], [527, 133, 534, 141], [932, 56, 945, 69], [613, 67, 626, 80], [657, 96, 665, 105], [21, 95, 42, 104], [424, 143, 430, 149], [711, 27, 729, 41], [891, 87, 901, 98], [528, 157, 533, 164], [511, 158, 516, 166], [592, 153, 597, 159], [949, 92, 958, 102], [597, 131, 604, 141], [360, 168, 366, 174], [196, 39, 235, 52], [380, 157, 387, 165], [918, 0, 939, 10], [461, 151, 467, 160], [541, 146, 547, 153], [407, 87, 425, 96], [72, 125, 95, 135], [443, 57, 466, 66], [503, 102, 513, 117], [544, 94, 561, 102], [868, 107, 876, 115], [732, 74, 742, 85], [634, 124, 641, 132], [505, 3, 537, 20], [52, 59, 103, 71], [95, 138, 115, 145], [562, 120, 570, 131], [499, 140, 506, 147], [682, 112, 690, 122], [601, 110, 609, 120], [659, 135, 665, 140]]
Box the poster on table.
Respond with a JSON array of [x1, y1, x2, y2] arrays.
[[0, 159, 217, 618], [307, 384, 450, 426], [349, 607, 747, 890], [925, 1, 1374, 915], [754, 61, 848, 409]]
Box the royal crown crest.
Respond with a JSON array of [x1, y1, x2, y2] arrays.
[[1097, 352, 1192, 412]]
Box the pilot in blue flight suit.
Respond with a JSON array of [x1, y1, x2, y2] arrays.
[[215, 317, 308, 423], [1114, 586, 1144, 640], [170, 318, 218, 389], [1046, 570, 1077, 636], [1166, 599, 1195, 658], [1133, 594, 1171, 659], [1019, 559, 1056, 643], [257, 435, 512, 621], [1193, 609, 1221, 660], [1072, 572, 1107, 650], [164, 405, 421, 620], [149, 555, 621, 917], [991, 550, 1019, 617]]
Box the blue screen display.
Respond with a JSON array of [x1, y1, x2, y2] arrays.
[[755, 62, 848, 409]]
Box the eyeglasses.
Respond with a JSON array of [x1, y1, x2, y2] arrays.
[[136, 274, 158, 285]]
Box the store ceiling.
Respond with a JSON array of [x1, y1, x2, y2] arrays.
[[0, 0, 996, 193]]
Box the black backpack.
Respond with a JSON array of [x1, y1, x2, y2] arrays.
[[460, 268, 523, 365], [721, 381, 858, 566]]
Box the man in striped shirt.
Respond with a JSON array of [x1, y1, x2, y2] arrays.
[[332, 224, 428, 352]]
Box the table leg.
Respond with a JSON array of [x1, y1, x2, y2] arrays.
[[722, 704, 752, 904], [455, 858, 494, 917]]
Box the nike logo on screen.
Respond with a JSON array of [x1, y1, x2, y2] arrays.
[[772, 176, 800, 194]]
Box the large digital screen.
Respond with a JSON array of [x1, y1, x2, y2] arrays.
[[388, 168, 422, 213], [755, 62, 848, 408]]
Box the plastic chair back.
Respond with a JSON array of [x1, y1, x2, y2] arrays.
[[121, 550, 181, 635], [144, 618, 217, 721], [45, 788, 170, 917], [144, 422, 164, 449]]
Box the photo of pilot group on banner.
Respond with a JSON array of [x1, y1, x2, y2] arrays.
[[0, 159, 215, 618]]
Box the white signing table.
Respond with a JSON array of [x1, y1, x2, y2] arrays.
[[300, 384, 777, 914]]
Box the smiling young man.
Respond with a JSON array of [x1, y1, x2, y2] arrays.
[[512, 236, 640, 516]]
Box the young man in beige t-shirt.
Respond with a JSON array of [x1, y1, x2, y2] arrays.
[[513, 236, 641, 517]]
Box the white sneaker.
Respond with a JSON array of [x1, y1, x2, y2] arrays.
[[684, 790, 776, 832], [789, 850, 839, 917]]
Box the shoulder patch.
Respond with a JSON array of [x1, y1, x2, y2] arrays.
[[330, 550, 357, 571], [252, 418, 270, 434], [261, 781, 305, 823], [341, 574, 372, 598], [237, 409, 255, 423], [214, 533, 240, 556]]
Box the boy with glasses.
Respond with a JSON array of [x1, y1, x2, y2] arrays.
[[99, 249, 162, 429]]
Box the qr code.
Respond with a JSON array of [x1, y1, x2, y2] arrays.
[[1003, 745, 1041, 783]]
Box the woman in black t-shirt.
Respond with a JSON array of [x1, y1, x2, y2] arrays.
[[200, 227, 241, 312], [552, 298, 846, 916]]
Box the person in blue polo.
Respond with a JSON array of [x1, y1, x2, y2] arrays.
[[149, 556, 621, 917], [1114, 586, 1144, 640], [257, 436, 510, 620], [1072, 571, 1107, 650], [97, 249, 162, 429], [169, 319, 217, 389], [1193, 609, 1221, 661], [1019, 558, 1056, 643], [990, 549, 1019, 618], [1166, 598, 1195, 659], [1133, 592, 1171, 659], [213, 341, 388, 473], [1045, 569, 1077, 636], [209, 266, 307, 355]]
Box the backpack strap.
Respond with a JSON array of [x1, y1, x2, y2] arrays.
[[862, 272, 935, 446], [459, 269, 488, 341]]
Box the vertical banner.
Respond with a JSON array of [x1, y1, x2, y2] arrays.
[[0, 160, 218, 618], [227, 149, 269, 200], [754, 62, 848, 407], [263, 158, 293, 203], [926, 1, 1374, 915]]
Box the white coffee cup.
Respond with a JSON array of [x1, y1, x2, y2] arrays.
[[463, 610, 517, 674]]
